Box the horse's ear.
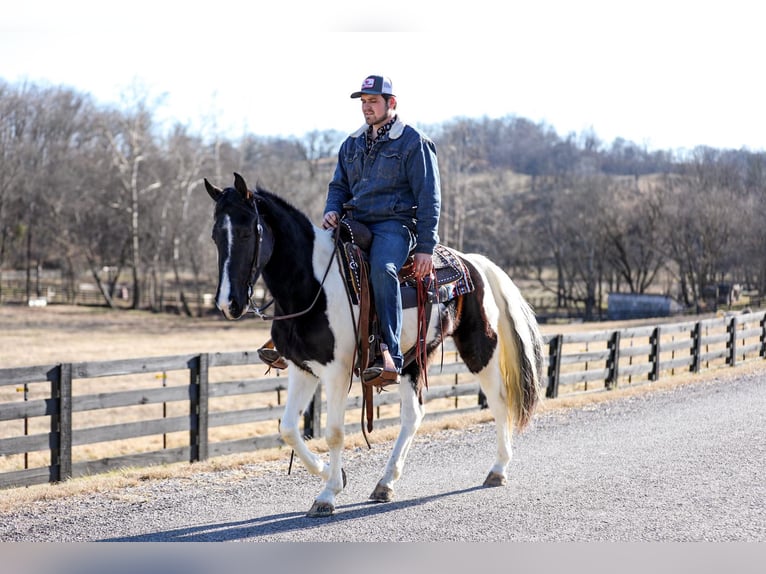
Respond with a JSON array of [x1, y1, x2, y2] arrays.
[[204, 178, 222, 202], [233, 172, 253, 201]]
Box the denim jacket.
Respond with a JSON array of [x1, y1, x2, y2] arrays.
[[325, 117, 441, 255]]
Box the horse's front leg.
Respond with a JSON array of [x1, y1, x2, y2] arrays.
[[280, 367, 348, 517], [370, 373, 425, 502], [280, 369, 326, 480], [305, 372, 349, 517]]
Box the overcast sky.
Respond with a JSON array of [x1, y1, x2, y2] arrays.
[[2, 0, 763, 152]]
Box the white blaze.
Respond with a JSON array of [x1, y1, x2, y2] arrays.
[[216, 215, 233, 313]]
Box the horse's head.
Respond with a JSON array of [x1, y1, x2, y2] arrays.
[[204, 173, 273, 320]]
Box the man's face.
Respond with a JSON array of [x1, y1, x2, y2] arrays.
[[360, 94, 393, 128]]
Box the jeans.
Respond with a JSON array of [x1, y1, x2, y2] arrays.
[[366, 220, 416, 370]]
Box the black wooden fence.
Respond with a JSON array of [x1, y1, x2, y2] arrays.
[[1, 310, 764, 489]]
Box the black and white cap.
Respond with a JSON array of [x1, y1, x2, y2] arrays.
[[350, 75, 395, 98]]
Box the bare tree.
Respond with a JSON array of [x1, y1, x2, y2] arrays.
[[4, 77, 766, 323], [100, 97, 162, 309], [600, 177, 667, 294], [736, 153, 766, 293], [661, 173, 742, 309], [532, 175, 613, 319], [0, 84, 98, 301], [159, 124, 213, 315], [0, 81, 28, 300], [435, 119, 489, 251]]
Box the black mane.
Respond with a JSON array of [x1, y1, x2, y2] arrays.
[[252, 186, 335, 368]]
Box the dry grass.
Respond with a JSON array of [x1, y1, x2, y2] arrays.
[[1, 303, 763, 513], [1, 302, 672, 369], [0, 303, 272, 367]]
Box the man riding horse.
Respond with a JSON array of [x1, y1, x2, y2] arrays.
[[260, 74, 441, 388]]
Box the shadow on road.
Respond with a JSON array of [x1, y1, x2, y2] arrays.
[[101, 485, 485, 542]]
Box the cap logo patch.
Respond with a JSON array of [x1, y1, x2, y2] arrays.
[[362, 77, 376, 89]]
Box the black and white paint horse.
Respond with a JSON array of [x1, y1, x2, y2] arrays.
[[205, 173, 544, 517]]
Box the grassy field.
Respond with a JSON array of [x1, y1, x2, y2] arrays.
[[0, 301, 652, 368], [0, 303, 273, 367]]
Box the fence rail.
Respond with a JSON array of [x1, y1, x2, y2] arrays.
[[1, 310, 764, 489]]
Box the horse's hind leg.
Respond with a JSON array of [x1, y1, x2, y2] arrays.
[[476, 361, 514, 486], [370, 373, 425, 502]]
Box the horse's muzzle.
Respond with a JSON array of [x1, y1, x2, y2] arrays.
[[217, 297, 247, 320]]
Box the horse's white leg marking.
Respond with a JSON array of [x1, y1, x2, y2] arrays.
[[299, 228, 358, 515], [472, 266, 514, 483], [373, 374, 425, 498], [369, 305, 439, 500], [216, 215, 234, 316], [312, 228, 362, 510], [280, 369, 325, 477], [476, 359, 514, 481], [311, 368, 350, 510]]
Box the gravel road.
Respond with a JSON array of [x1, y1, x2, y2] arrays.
[[2, 371, 764, 543]]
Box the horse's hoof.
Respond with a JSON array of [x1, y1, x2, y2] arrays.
[[369, 482, 394, 503], [483, 471, 507, 487], [307, 500, 335, 517]]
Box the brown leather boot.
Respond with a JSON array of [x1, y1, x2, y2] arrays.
[[257, 339, 288, 370], [362, 343, 400, 388]]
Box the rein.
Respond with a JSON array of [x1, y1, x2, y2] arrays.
[[248, 225, 341, 322]]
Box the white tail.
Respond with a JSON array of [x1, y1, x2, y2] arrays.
[[463, 253, 544, 430]]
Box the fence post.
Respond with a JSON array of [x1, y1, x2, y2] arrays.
[[606, 331, 620, 390], [649, 327, 661, 381], [727, 316, 737, 367], [189, 353, 209, 462], [760, 315, 766, 358], [546, 335, 562, 398], [303, 386, 322, 439], [690, 322, 702, 373], [49, 363, 72, 483], [303, 399, 313, 439]]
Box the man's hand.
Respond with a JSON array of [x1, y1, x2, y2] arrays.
[[413, 252, 434, 280], [322, 211, 339, 229]]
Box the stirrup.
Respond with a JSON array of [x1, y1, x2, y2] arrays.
[[362, 365, 400, 388], [362, 342, 400, 388], [257, 347, 288, 370]]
